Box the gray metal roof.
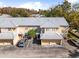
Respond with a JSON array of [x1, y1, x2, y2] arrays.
[[40, 17, 69, 28], [0, 17, 69, 28], [11, 18, 40, 26], [10, 18, 48, 26], [40, 32, 63, 40], [0, 18, 16, 28], [40, 20, 59, 28], [0, 32, 14, 40], [50, 17, 69, 26]]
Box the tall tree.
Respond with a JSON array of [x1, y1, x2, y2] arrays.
[[61, 0, 71, 13]]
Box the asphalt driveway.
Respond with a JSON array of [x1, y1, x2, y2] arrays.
[[0, 45, 70, 58]]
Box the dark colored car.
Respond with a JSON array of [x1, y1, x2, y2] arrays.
[[17, 40, 25, 48]]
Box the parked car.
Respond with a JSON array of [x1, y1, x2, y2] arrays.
[[17, 40, 25, 48]]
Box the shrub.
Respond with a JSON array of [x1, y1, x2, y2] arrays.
[[27, 29, 36, 38]]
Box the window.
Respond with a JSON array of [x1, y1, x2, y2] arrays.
[[12, 28, 15, 31], [8, 28, 11, 31], [46, 29, 49, 31], [52, 28, 58, 31], [62, 30, 65, 33], [8, 28, 16, 31], [18, 34, 23, 38], [41, 28, 44, 33]]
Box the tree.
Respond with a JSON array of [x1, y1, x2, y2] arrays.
[[42, 0, 71, 17], [10, 8, 18, 17], [68, 11, 79, 29], [0, 7, 38, 17], [61, 0, 71, 13], [39, 0, 79, 30], [19, 9, 30, 17], [27, 29, 36, 38]]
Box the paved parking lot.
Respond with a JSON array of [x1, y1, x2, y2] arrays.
[[0, 45, 70, 58], [0, 38, 77, 58]]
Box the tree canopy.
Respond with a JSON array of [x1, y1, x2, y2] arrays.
[[0, 1, 79, 30], [0, 7, 38, 17], [40, 1, 79, 29]]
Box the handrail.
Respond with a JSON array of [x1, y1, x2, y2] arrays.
[[69, 31, 79, 38]]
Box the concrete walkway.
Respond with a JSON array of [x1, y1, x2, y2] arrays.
[[26, 39, 33, 47]]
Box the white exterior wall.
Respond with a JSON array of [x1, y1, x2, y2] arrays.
[[57, 26, 69, 35], [1, 28, 16, 33], [13, 26, 37, 45], [42, 26, 69, 35], [13, 34, 20, 45], [44, 28, 58, 33], [44, 28, 56, 33], [1, 29, 9, 32], [0, 42, 11, 45], [16, 26, 37, 35]]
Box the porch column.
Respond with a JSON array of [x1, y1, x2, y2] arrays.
[[60, 40, 62, 45]]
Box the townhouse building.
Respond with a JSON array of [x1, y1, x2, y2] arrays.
[[0, 17, 69, 46]]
